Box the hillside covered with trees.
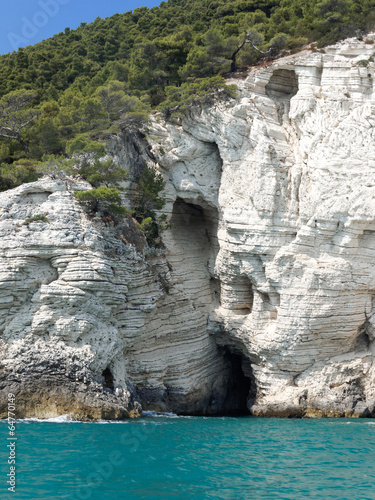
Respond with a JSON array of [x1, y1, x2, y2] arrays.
[[0, 0, 374, 161], [0, 0, 373, 231]]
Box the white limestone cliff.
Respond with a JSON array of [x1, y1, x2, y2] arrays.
[[2, 35, 375, 419]]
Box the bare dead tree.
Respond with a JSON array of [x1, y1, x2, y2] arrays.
[[231, 30, 273, 72]]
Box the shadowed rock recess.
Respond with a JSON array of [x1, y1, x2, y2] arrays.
[[2, 35, 375, 420]]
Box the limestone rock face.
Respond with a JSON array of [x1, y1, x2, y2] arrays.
[[2, 35, 375, 419], [141, 34, 375, 418]]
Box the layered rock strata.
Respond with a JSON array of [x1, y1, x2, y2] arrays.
[[2, 35, 375, 419]]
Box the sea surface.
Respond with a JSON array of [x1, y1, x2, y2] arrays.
[[1, 413, 375, 500]]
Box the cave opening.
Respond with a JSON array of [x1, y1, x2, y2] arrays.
[[169, 197, 219, 307], [219, 347, 256, 416], [210, 277, 221, 307], [171, 198, 217, 232], [221, 276, 254, 314], [355, 323, 372, 351], [102, 367, 114, 391], [265, 69, 299, 99]]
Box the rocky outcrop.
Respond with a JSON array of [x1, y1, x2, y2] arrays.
[[2, 35, 375, 419], [0, 180, 142, 420]]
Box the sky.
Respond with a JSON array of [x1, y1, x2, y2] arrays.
[[0, 0, 161, 55]]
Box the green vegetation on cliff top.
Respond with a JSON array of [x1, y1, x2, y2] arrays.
[[0, 0, 373, 230], [0, 0, 373, 162]]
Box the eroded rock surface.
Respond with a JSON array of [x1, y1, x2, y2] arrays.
[[2, 35, 375, 419], [0, 180, 142, 419], [142, 35, 375, 418]]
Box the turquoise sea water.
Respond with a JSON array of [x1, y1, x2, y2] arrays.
[[1, 415, 375, 500]]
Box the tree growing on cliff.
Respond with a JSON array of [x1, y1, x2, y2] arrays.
[[77, 156, 128, 188], [0, 158, 38, 192], [74, 186, 129, 219], [0, 90, 39, 153], [69, 142, 130, 222], [94, 81, 151, 131], [132, 166, 167, 242], [95, 81, 131, 122], [158, 76, 237, 118], [36, 154, 75, 180]]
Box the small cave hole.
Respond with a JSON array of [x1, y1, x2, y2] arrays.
[[233, 307, 252, 316], [261, 292, 271, 308], [20, 191, 53, 207], [210, 277, 221, 306], [102, 367, 114, 391], [265, 69, 299, 99], [355, 324, 371, 351], [222, 276, 254, 314]]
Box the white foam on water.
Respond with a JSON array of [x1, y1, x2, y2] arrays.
[[21, 414, 75, 423], [96, 420, 130, 424], [1, 411, 183, 424], [44, 414, 74, 423], [328, 421, 375, 425], [142, 410, 178, 417]]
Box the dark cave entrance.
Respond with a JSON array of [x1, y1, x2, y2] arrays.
[[265, 69, 299, 99], [171, 198, 218, 238], [219, 347, 256, 416], [102, 367, 114, 391]]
